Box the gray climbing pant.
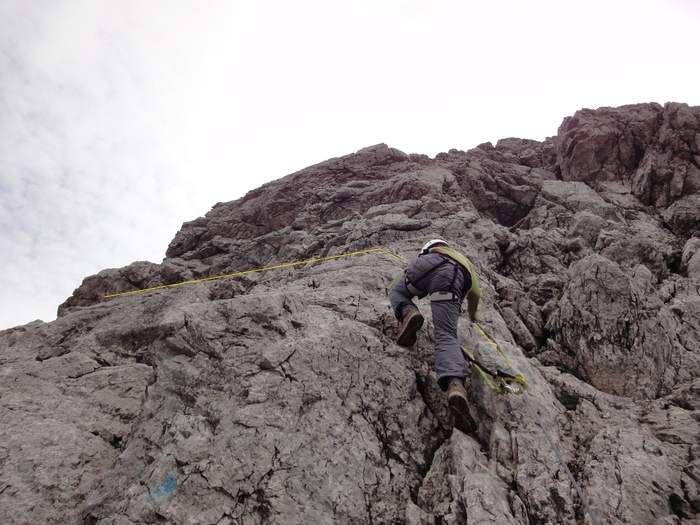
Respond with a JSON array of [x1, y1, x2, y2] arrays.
[[389, 253, 468, 391]]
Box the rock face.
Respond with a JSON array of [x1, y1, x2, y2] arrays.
[[2, 102, 700, 524]]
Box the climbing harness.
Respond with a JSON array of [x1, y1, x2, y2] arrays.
[[429, 290, 461, 302], [403, 252, 471, 300], [405, 257, 455, 297]]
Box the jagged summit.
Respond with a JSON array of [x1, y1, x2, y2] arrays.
[[2, 102, 700, 524]]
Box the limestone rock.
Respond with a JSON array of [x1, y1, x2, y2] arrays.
[[3, 103, 700, 524]]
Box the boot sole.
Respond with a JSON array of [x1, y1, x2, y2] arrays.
[[396, 314, 424, 347], [449, 394, 477, 434]]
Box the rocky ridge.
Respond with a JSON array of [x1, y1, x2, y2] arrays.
[[1, 102, 700, 524]]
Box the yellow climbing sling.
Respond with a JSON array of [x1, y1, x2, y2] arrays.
[[463, 322, 527, 395]]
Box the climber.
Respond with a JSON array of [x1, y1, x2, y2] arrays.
[[389, 239, 482, 434]]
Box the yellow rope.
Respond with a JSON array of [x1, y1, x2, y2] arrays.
[[473, 322, 513, 368], [104, 247, 406, 299]]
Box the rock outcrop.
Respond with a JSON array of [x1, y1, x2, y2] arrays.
[[2, 102, 700, 524]]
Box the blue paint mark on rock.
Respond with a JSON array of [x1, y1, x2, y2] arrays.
[[150, 474, 177, 500]]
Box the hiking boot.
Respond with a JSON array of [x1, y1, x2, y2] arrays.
[[447, 382, 477, 434], [396, 306, 424, 347]]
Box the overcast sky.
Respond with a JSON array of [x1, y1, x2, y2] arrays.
[[1, 0, 699, 330]]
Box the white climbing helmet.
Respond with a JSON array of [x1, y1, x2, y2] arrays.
[[421, 238, 449, 255]]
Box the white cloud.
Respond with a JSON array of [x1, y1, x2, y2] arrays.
[[1, 0, 699, 329]]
